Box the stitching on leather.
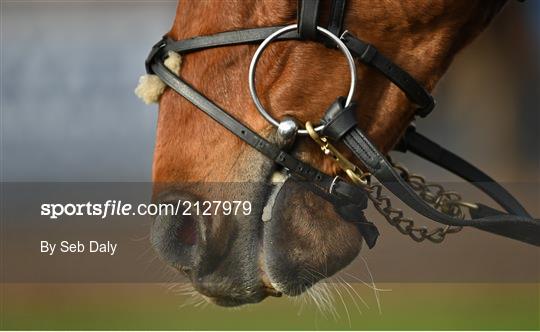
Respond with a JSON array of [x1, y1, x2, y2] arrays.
[[347, 131, 370, 160], [348, 128, 383, 171], [346, 131, 373, 164]]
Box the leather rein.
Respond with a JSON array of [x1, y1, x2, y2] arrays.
[[144, 0, 539, 248]]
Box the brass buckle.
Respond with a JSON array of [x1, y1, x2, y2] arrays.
[[305, 122, 370, 186]]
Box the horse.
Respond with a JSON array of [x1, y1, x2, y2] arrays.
[[144, 0, 512, 307]]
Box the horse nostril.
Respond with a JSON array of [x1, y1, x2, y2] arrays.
[[150, 194, 203, 271], [175, 215, 197, 246]]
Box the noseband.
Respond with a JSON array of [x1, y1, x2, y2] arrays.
[[144, 0, 539, 248]]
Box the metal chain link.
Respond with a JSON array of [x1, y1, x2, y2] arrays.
[[364, 161, 475, 243]]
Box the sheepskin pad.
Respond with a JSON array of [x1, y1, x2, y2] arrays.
[[135, 51, 182, 104]]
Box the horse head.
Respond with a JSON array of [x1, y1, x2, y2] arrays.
[[147, 0, 508, 306]]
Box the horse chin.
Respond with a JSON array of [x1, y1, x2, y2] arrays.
[[261, 171, 364, 297]]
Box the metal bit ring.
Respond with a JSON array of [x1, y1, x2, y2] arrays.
[[248, 24, 357, 135]]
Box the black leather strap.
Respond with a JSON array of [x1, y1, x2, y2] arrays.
[[395, 126, 531, 217], [341, 32, 435, 117], [469, 203, 537, 243], [297, 0, 321, 40], [336, 204, 379, 247], [162, 26, 294, 55], [322, 100, 540, 246], [149, 45, 379, 248], [327, 0, 347, 36]]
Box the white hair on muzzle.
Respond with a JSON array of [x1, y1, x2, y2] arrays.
[[135, 51, 182, 104]]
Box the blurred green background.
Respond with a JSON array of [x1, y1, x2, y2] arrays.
[[2, 283, 538, 330]]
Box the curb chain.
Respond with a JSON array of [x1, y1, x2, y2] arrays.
[[364, 162, 473, 243], [305, 122, 477, 243]]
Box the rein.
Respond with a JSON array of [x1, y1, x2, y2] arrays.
[[144, 0, 539, 248]]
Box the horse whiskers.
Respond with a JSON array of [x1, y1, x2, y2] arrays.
[[153, 265, 183, 288], [290, 272, 334, 320], [342, 257, 391, 315], [296, 294, 305, 317], [312, 283, 339, 319], [178, 291, 208, 309], [312, 282, 340, 320], [130, 232, 151, 242], [299, 267, 380, 327], [339, 275, 369, 310], [337, 275, 364, 314], [165, 282, 196, 296], [302, 268, 340, 320], [342, 271, 391, 292], [178, 288, 196, 295], [193, 297, 209, 308], [360, 256, 383, 315], [163, 282, 210, 310], [135, 239, 153, 261], [304, 286, 328, 319], [304, 266, 344, 320], [329, 277, 352, 327], [303, 264, 391, 323]]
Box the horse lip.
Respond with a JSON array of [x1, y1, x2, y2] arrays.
[[258, 242, 284, 297], [260, 269, 283, 297], [264, 285, 282, 297], [259, 168, 291, 298], [205, 295, 261, 307]]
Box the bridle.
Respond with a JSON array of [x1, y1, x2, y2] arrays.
[[144, 0, 539, 248]]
